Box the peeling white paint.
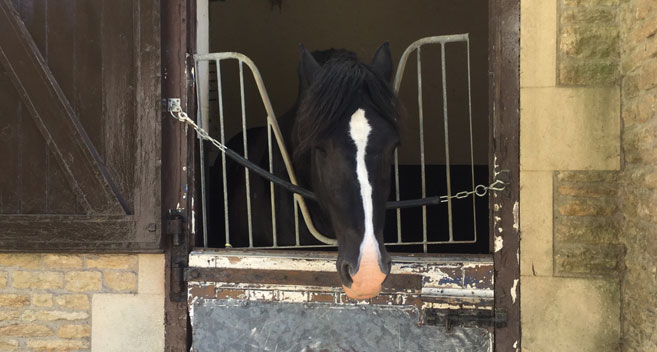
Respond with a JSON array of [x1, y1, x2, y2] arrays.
[[191, 197, 196, 235], [494, 235, 503, 252], [188, 252, 496, 306], [422, 287, 494, 299], [512, 201, 519, 231], [493, 155, 500, 177], [191, 210, 196, 235], [510, 279, 519, 304]]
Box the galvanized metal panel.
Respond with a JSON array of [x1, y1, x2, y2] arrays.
[[190, 300, 491, 352]]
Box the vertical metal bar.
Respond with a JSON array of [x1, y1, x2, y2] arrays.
[[465, 37, 478, 243], [216, 60, 231, 247], [239, 60, 254, 246], [294, 197, 300, 246], [417, 48, 428, 253], [195, 60, 209, 248], [394, 148, 401, 244], [440, 42, 454, 242], [268, 123, 277, 247]]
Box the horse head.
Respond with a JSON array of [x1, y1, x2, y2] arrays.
[[293, 43, 400, 299]]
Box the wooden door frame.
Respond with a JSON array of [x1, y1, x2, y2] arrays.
[[162, 0, 521, 350], [489, 0, 521, 350], [161, 0, 197, 350]]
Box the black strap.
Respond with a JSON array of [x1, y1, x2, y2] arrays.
[[222, 147, 450, 210]]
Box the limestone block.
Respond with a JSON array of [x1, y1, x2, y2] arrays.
[[0, 323, 52, 337], [522, 276, 620, 351], [64, 271, 102, 292], [21, 310, 88, 322], [138, 254, 165, 295], [0, 271, 7, 288], [54, 295, 90, 310], [32, 294, 53, 307], [104, 272, 137, 292], [0, 339, 18, 350], [554, 244, 623, 276], [91, 294, 164, 352], [521, 0, 558, 87], [520, 171, 554, 276], [521, 87, 620, 170], [57, 324, 91, 339], [42, 254, 83, 269], [0, 294, 30, 308], [26, 339, 89, 351], [0, 311, 20, 321], [12, 271, 63, 290], [0, 254, 41, 269], [85, 255, 138, 270], [558, 1, 620, 85]]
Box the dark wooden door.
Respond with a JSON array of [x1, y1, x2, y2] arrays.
[[0, 0, 161, 251]]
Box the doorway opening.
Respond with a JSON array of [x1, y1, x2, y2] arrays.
[[197, 0, 490, 254]]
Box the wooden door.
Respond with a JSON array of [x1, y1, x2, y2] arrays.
[[0, 0, 161, 251]]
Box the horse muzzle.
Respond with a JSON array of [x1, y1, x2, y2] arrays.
[[338, 248, 391, 300]]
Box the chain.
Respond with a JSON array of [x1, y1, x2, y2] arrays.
[[439, 180, 506, 203], [169, 109, 506, 205], [169, 108, 227, 152]]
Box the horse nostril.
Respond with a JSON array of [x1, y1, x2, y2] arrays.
[[339, 262, 354, 286], [384, 259, 392, 275]]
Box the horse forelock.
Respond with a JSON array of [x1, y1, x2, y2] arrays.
[[292, 52, 400, 165]]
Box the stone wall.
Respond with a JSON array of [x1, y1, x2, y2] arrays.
[[0, 253, 164, 351], [553, 171, 623, 277], [520, 0, 622, 350], [559, 0, 620, 85], [619, 0, 657, 350]]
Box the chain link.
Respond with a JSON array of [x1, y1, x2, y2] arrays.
[[438, 179, 506, 203], [169, 110, 506, 203], [169, 108, 227, 152]]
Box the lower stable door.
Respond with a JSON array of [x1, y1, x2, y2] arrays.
[[186, 250, 496, 352]]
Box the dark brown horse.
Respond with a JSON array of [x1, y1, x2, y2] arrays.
[[212, 43, 401, 299]]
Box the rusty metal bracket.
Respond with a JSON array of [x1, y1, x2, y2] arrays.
[[167, 210, 188, 302], [424, 308, 507, 330]]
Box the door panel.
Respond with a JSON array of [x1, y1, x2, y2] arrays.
[[187, 251, 494, 351], [191, 301, 491, 352], [0, 0, 161, 251]]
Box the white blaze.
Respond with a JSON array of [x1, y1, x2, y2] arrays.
[[349, 108, 381, 272]]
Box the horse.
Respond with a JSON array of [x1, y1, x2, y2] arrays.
[[210, 43, 401, 299]]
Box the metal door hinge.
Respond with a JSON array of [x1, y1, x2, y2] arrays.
[[167, 210, 188, 302], [424, 308, 507, 330]]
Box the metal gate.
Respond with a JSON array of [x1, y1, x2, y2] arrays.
[[187, 35, 497, 352]]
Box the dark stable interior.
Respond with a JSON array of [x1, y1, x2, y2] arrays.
[[200, 0, 489, 254]]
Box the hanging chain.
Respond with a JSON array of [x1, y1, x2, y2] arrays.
[[439, 180, 506, 204], [169, 107, 227, 152], [169, 108, 506, 206]]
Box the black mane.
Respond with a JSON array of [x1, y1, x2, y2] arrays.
[[292, 50, 400, 162]]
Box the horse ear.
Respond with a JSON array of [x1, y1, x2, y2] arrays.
[[371, 42, 393, 82], [298, 43, 321, 92]]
